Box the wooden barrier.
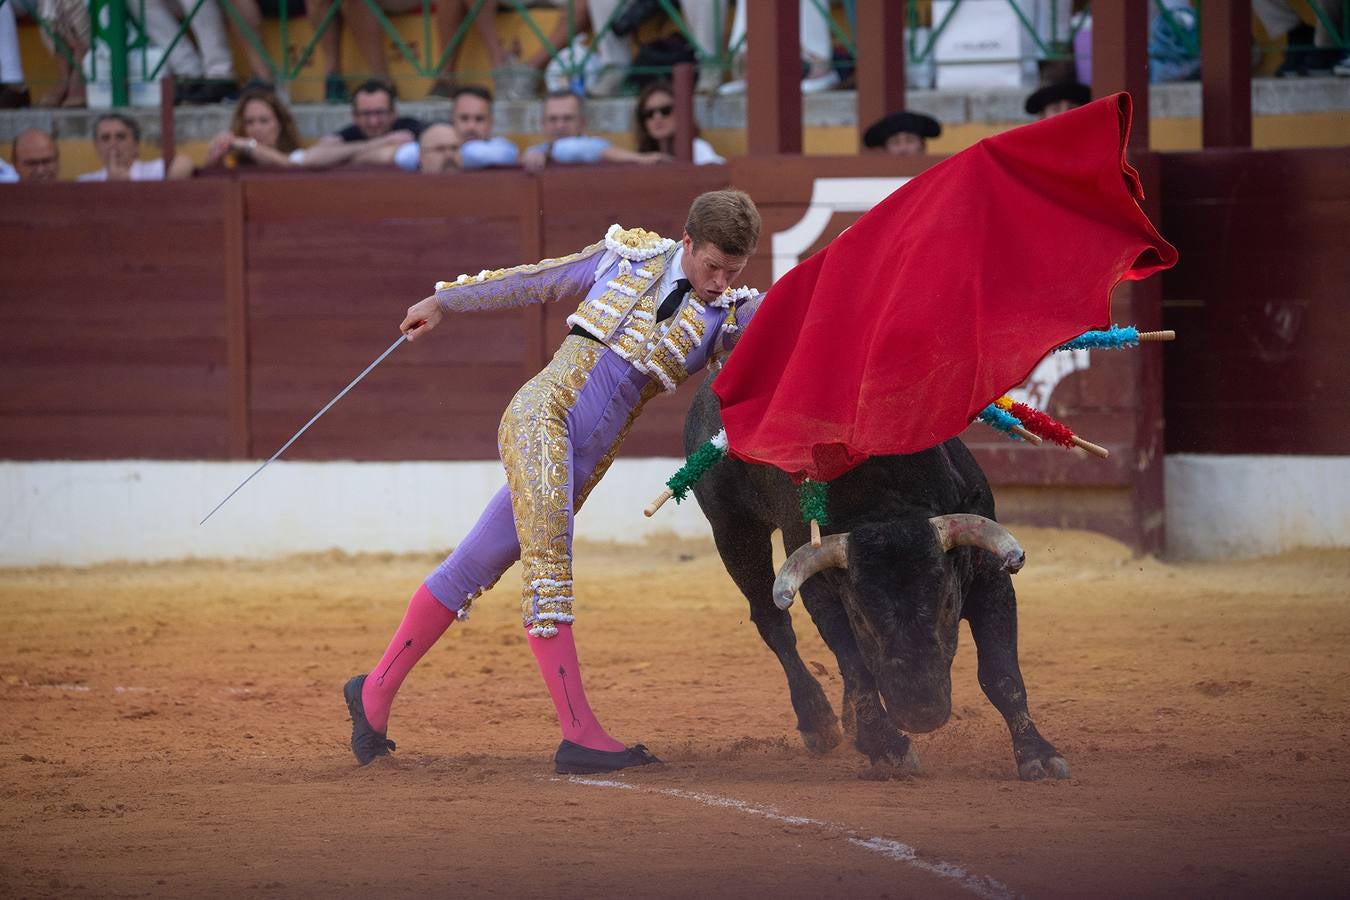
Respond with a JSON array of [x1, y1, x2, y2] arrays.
[[0, 181, 234, 458], [1160, 146, 1350, 456], [4, 148, 1346, 552]]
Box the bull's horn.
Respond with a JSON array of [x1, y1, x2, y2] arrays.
[[929, 513, 1025, 573], [772, 533, 849, 610]]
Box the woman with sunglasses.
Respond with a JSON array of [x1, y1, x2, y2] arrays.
[[633, 80, 725, 165]]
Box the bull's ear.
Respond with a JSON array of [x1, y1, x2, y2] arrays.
[[772, 534, 849, 610], [928, 514, 1025, 573]]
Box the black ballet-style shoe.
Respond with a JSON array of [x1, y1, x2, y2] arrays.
[[554, 740, 662, 775], [344, 674, 395, 765]]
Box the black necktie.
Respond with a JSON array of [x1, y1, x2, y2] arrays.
[[656, 278, 692, 321]]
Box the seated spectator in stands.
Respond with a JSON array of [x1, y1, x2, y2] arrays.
[[0, 0, 30, 107], [634, 79, 723, 165], [451, 85, 520, 169], [862, 110, 941, 156], [1024, 80, 1090, 119], [382, 122, 464, 173], [201, 87, 305, 169], [141, 0, 239, 103], [521, 89, 666, 171], [302, 79, 423, 167], [30, 0, 90, 107], [11, 128, 61, 181], [413, 123, 462, 173], [77, 113, 194, 181]]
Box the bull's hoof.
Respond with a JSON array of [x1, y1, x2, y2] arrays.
[[800, 720, 844, 755], [1018, 755, 1071, 781], [858, 747, 919, 781]]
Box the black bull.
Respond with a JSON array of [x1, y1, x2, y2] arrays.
[[685, 377, 1070, 781]]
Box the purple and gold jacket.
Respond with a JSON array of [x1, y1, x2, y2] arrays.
[[434, 225, 763, 391]]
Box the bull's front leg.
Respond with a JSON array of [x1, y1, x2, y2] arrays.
[[965, 568, 1070, 782], [799, 577, 918, 777], [712, 526, 841, 753]]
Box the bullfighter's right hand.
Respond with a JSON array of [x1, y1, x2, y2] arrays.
[[401, 295, 443, 341]]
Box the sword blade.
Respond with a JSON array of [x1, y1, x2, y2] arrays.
[[199, 333, 408, 525]]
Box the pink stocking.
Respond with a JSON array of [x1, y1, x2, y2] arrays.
[[361, 583, 456, 733], [527, 622, 625, 752]]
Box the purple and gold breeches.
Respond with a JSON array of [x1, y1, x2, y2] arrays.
[[423, 335, 660, 636]]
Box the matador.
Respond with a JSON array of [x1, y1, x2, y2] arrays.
[[344, 189, 764, 775]]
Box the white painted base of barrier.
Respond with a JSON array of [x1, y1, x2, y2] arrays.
[[1165, 454, 1350, 560], [2, 456, 1347, 566], [0, 460, 714, 567]]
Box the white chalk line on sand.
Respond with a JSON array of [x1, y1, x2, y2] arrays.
[[560, 777, 1017, 900]]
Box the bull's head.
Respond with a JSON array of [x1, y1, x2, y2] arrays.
[[772, 514, 1024, 734]]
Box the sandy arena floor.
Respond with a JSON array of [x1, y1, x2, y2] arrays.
[[2, 528, 1348, 898]]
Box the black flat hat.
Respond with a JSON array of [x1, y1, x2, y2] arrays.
[[863, 110, 942, 148], [1024, 81, 1092, 115]]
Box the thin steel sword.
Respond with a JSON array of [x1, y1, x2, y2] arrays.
[[199, 333, 408, 525]]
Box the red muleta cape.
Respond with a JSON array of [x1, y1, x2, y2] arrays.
[[714, 92, 1179, 482]]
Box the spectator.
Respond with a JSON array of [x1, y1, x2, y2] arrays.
[[717, 0, 839, 95], [521, 89, 666, 171], [140, 0, 239, 103], [1024, 80, 1090, 119], [862, 110, 941, 156], [303, 80, 422, 169], [1253, 1, 1346, 76], [11, 128, 61, 181], [426, 0, 509, 97], [413, 123, 462, 173], [451, 85, 520, 169], [77, 113, 194, 181], [331, 0, 508, 98], [0, 0, 30, 107], [31, 0, 90, 107], [1147, 0, 1200, 84], [224, 0, 339, 97], [201, 87, 306, 169], [634, 79, 723, 164]]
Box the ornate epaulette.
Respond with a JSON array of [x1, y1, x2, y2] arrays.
[[713, 285, 756, 310], [605, 224, 676, 262]]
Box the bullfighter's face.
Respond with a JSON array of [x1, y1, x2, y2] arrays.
[[837, 519, 964, 734], [681, 234, 748, 302]]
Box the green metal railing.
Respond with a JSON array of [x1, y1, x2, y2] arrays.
[[9, 0, 1348, 108]]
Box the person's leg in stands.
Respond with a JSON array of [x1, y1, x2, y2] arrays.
[[584, 0, 633, 96], [190, 0, 240, 100], [224, 0, 275, 86], [344, 0, 401, 77], [140, 0, 207, 82], [307, 0, 346, 100], [680, 1, 728, 92], [525, 2, 591, 73], [0, 0, 29, 108], [430, 0, 506, 95]]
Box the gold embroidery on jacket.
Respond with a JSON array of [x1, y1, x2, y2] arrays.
[[566, 254, 668, 342]]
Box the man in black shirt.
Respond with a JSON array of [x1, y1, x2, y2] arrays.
[[305, 79, 425, 170]]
